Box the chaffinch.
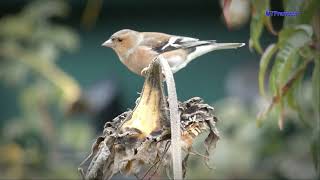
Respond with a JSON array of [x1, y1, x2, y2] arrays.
[[102, 29, 245, 76]]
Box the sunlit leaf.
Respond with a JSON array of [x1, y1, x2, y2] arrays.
[[259, 43, 277, 97]]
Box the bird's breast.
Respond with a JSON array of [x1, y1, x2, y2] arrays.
[[126, 47, 158, 75]]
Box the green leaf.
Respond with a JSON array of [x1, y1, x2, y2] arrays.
[[286, 71, 303, 110], [278, 25, 312, 84], [249, 0, 269, 53], [299, 46, 317, 60], [278, 28, 296, 48], [262, 0, 276, 35], [259, 43, 277, 97], [278, 25, 312, 48], [249, 16, 263, 53], [269, 25, 313, 94], [269, 60, 278, 95], [277, 50, 299, 88], [264, 13, 277, 35], [286, 70, 312, 128]]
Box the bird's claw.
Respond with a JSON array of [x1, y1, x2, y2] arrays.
[[135, 96, 141, 105], [140, 64, 153, 76], [141, 64, 166, 80]]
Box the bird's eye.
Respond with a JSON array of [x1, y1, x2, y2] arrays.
[[117, 38, 123, 42]]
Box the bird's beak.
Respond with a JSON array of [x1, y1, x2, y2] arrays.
[[102, 39, 113, 47]]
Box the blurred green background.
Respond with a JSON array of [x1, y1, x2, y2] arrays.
[[0, 0, 317, 179]]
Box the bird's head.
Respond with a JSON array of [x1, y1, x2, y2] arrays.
[[102, 29, 140, 57]]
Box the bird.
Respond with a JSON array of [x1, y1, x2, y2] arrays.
[[102, 29, 245, 76]]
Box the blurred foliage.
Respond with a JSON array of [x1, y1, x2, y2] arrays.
[[81, 0, 103, 29], [187, 92, 317, 179], [0, 0, 81, 106], [0, 0, 94, 179], [248, 0, 320, 177]]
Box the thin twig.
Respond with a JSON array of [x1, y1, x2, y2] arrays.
[[141, 141, 171, 180], [189, 150, 209, 159], [148, 141, 171, 180]]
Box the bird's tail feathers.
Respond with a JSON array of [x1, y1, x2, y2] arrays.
[[174, 42, 245, 73], [184, 42, 245, 65], [212, 42, 245, 50]]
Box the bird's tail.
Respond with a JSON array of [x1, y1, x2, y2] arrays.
[[186, 42, 245, 61], [211, 42, 245, 50]]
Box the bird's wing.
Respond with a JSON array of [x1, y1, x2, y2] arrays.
[[151, 36, 216, 53]]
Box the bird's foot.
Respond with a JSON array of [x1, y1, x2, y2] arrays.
[[140, 66, 150, 76], [135, 96, 141, 105], [141, 64, 166, 80]]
